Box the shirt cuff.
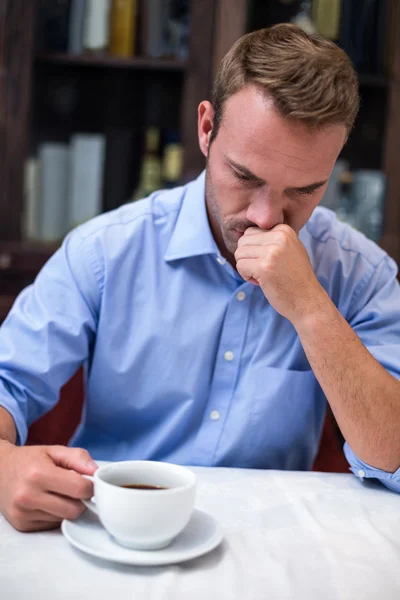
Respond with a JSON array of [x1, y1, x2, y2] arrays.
[[344, 442, 400, 493]]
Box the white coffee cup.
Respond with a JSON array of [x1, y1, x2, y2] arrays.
[[82, 460, 197, 550]]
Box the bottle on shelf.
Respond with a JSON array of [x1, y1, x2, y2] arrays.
[[162, 130, 183, 189], [312, 0, 341, 40], [133, 127, 162, 200], [109, 0, 137, 58]]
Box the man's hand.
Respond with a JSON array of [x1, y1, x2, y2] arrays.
[[234, 225, 327, 324], [0, 442, 97, 532]]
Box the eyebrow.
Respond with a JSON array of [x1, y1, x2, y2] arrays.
[[228, 158, 265, 185], [227, 158, 328, 193]]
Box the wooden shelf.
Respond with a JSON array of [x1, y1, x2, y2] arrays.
[[35, 53, 187, 72]]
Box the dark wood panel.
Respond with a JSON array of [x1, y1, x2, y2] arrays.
[[381, 0, 400, 265], [181, 0, 217, 181], [212, 0, 248, 81], [36, 53, 186, 71], [0, 0, 36, 241]]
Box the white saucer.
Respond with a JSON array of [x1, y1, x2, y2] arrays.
[[61, 508, 223, 566]]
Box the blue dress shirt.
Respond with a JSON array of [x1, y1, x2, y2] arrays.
[[1, 172, 400, 491]]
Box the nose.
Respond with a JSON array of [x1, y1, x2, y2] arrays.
[[245, 188, 284, 231]]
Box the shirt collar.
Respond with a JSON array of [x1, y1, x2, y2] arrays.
[[164, 170, 219, 262]]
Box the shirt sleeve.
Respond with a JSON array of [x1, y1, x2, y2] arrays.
[[0, 229, 101, 445], [344, 254, 400, 492], [344, 443, 400, 493]]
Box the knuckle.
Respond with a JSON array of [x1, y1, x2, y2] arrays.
[[26, 466, 43, 486], [14, 487, 34, 509], [75, 448, 91, 462]]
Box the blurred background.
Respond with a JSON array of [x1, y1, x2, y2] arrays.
[[0, 0, 399, 322]]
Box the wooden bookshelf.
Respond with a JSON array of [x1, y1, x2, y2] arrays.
[[1, 0, 400, 324], [36, 53, 187, 72]]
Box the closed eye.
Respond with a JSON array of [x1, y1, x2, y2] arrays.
[[294, 188, 317, 196], [232, 170, 262, 186]]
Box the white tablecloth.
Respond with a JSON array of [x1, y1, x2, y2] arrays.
[[1, 467, 400, 600]]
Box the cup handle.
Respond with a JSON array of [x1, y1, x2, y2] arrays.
[[81, 474, 98, 515]]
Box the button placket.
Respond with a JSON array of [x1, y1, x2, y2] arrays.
[[190, 285, 252, 466]]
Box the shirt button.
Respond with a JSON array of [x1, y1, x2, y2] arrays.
[[236, 291, 246, 301], [216, 256, 226, 265], [210, 410, 220, 421], [224, 350, 234, 361], [358, 469, 365, 479]]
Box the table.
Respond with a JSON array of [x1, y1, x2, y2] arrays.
[[1, 467, 400, 600]]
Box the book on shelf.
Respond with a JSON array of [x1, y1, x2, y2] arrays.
[[36, 0, 189, 59], [24, 135, 106, 243], [68, 0, 87, 54], [69, 134, 106, 229], [36, 0, 71, 53], [140, 0, 190, 58], [141, 0, 165, 57], [38, 143, 70, 242], [109, 0, 137, 57], [84, 0, 111, 51]]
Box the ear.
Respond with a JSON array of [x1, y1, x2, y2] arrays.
[[198, 101, 214, 158]]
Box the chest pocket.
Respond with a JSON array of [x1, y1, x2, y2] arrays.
[[245, 366, 326, 469]]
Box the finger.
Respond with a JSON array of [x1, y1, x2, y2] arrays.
[[239, 231, 287, 247], [43, 466, 94, 500], [11, 518, 62, 533], [6, 508, 62, 533], [242, 226, 263, 235], [236, 258, 264, 284], [19, 508, 62, 523], [34, 492, 87, 521], [46, 446, 98, 475], [271, 223, 295, 235], [235, 245, 264, 261], [30, 521, 62, 532]]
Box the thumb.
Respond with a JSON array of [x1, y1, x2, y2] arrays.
[[46, 445, 98, 475]]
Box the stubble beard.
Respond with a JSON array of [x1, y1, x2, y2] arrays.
[[205, 165, 249, 256]]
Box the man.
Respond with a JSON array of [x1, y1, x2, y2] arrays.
[[1, 24, 400, 533]]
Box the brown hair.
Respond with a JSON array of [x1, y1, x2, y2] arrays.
[[210, 23, 359, 144]]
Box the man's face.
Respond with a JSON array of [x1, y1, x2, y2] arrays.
[[199, 85, 346, 258]]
